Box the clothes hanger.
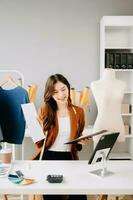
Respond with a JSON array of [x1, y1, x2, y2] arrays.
[[0, 70, 24, 87], [17, 78, 23, 86], [0, 76, 18, 87]]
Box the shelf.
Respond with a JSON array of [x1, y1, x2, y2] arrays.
[[109, 152, 131, 160], [121, 113, 133, 116], [114, 69, 133, 72], [101, 16, 133, 159], [125, 135, 133, 138], [115, 69, 133, 72], [125, 91, 133, 94], [87, 125, 94, 129], [102, 16, 133, 26], [105, 47, 133, 49]]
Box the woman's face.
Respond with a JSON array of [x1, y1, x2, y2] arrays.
[[52, 81, 69, 105]]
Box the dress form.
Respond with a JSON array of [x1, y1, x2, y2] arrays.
[[91, 69, 126, 145]]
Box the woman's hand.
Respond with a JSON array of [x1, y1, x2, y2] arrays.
[[78, 137, 90, 145]]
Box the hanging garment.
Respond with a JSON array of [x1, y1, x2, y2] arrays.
[[0, 125, 3, 141], [0, 86, 29, 144]]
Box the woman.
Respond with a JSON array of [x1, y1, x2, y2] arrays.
[[33, 74, 88, 200]]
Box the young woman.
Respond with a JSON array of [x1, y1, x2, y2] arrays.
[[33, 74, 88, 200]]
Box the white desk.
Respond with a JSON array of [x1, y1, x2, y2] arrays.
[[0, 160, 133, 195]]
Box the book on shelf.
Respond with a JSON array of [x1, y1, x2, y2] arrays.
[[124, 124, 131, 135], [105, 53, 114, 68], [121, 53, 127, 69], [105, 51, 133, 70], [121, 104, 132, 114], [114, 53, 121, 69], [127, 53, 133, 69]]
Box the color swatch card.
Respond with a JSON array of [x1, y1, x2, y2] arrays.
[[8, 174, 35, 185]]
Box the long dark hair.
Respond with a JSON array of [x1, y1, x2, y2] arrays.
[[43, 74, 72, 131]]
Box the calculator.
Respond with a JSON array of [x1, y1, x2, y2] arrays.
[[46, 174, 63, 183]]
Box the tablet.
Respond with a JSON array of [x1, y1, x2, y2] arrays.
[[64, 130, 107, 144], [88, 132, 119, 164]]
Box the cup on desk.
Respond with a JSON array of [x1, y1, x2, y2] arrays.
[[0, 148, 12, 163]]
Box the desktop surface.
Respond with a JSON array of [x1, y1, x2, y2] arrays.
[[0, 160, 133, 195]]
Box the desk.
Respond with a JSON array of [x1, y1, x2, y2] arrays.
[[0, 160, 133, 195]]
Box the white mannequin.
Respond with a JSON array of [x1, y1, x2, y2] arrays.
[[91, 68, 126, 145]]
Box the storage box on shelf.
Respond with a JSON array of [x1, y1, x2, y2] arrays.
[[100, 16, 133, 160]]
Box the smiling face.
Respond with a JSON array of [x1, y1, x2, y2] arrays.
[[44, 74, 72, 110], [52, 81, 69, 105]]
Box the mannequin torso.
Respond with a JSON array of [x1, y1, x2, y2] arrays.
[[91, 69, 126, 145]]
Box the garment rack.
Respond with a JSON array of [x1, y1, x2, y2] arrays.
[[0, 69, 25, 160]]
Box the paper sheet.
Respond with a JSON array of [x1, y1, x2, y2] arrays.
[[21, 103, 45, 143]]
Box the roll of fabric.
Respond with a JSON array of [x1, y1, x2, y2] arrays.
[[80, 87, 90, 106], [27, 84, 38, 103], [70, 88, 76, 105], [29, 84, 38, 103]]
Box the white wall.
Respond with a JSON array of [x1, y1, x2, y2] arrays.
[[1, 0, 133, 120], [0, 0, 133, 159]]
